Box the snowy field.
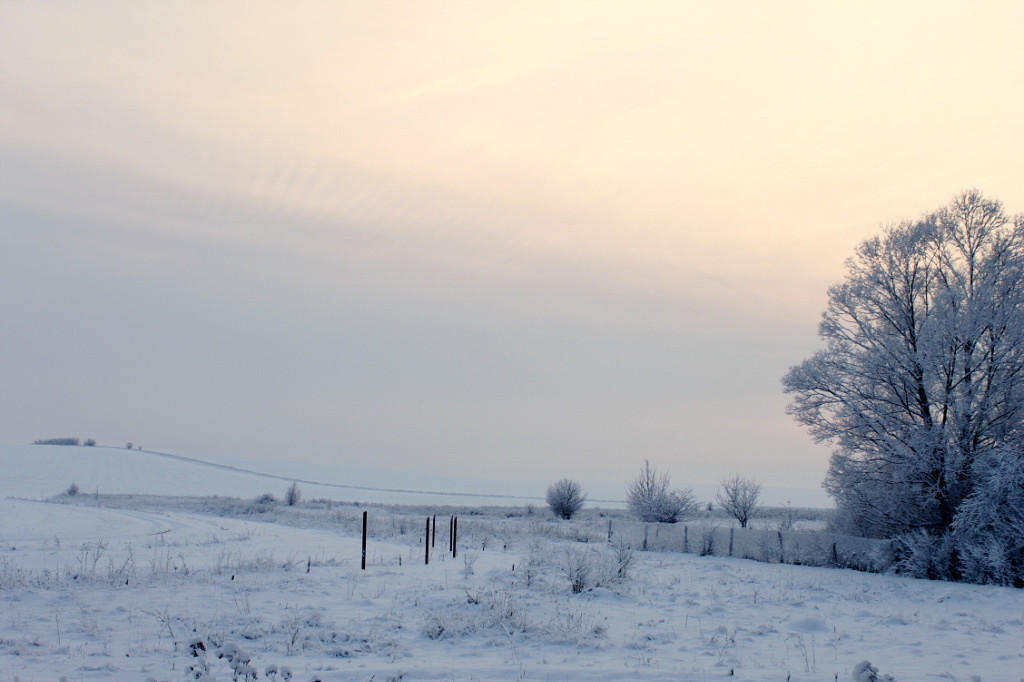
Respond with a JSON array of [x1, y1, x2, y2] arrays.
[[1, 446, 1021, 681]]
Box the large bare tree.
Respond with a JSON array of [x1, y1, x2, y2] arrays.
[[783, 191, 1024, 540]]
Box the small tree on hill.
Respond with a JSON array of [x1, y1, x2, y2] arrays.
[[546, 478, 587, 519], [716, 473, 761, 528], [626, 460, 697, 523]]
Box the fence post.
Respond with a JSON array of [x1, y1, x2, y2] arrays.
[[432, 514, 437, 548], [643, 524, 649, 551], [607, 519, 613, 542], [425, 517, 430, 565], [453, 516, 458, 559], [684, 525, 689, 554], [361, 511, 367, 570], [729, 527, 735, 557], [778, 530, 785, 564], [831, 540, 839, 566]]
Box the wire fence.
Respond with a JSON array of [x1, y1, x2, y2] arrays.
[[607, 519, 895, 572]]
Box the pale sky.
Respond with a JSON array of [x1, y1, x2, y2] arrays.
[[1, 1, 1022, 502]]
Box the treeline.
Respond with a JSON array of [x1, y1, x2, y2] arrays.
[[33, 437, 96, 446]]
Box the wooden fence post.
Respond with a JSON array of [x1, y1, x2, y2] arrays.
[[432, 514, 437, 548], [453, 516, 458, 558], [778, 530, 785, 564], [729, 527, 735, 557], [684, 525, 689, 553], [643, 525, 649, 551], [425, 517, 430, 565], [607, 519, 613, 542], [361, 511, 367, 570]]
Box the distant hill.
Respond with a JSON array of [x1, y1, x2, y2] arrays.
[[0, 443, 831, 508], [0, 443, 556, 505]]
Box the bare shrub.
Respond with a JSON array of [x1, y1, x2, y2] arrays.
[[776, 500, 797, 531], [546, 478, 587, 519], [285, 482, 301, 506], [612, 539, 636, 580], [460, 552, 478, 579], [626, 460, 697, 523], [517, 542, 547, 588], [562, 548, 593, 594], [698, 526, 717, 556]]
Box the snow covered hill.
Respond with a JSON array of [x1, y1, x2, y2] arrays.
[[0, 443, 832, 508], [0, 443, 548, 505], [1, 443, 342, 501]]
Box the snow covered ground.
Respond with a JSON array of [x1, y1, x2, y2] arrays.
[[0, 445, 1021, 681], [2, 496, 1022, 682]]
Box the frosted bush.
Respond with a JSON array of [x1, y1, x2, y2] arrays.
[[422, 588, 532, 640], [562, 548, 593, 593], [460, 552, 478, 578], [626, 460, 697, 523], [852, 660, 896, 681], [698, 526, 717, 556], [950, 450, 1024, 586], [892, 530, 953, 581], [612, 539, 635, 580], [546, 478, 587, 519]]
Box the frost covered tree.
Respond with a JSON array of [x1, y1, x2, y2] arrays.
[[626, 460, 697, 523], [285, 482, 301, 506], [783, 191, 1024, 552], [715, 473, 761, 528], [546, 478, 587, 519]]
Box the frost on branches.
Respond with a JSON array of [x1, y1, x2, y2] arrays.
[[783, 191, 1024, 585], [626, 460, 697, 524]]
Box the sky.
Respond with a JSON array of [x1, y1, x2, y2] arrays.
[[1, 1, 1022, 504]]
